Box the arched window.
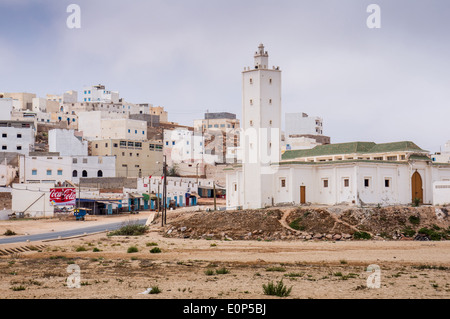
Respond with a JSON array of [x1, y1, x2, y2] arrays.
[[82, 170, 88, 177], [72, 170, 78, 177], [97, 170, 103, 177]]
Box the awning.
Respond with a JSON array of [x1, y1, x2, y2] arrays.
[[129, 193, 144, 199]]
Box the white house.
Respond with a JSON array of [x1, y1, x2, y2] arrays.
[[0, 98, 13, 120], [82, 84, 119, 103], [49, 129, 88, 156], [11, 183, 54, 218], [19, 155, 116, 184], [285, 112, 323, 136], [432, 141, 450, 164], [78, 111, 147, 141], [0, 121, 35, 155], [226, 44, 450, 209]]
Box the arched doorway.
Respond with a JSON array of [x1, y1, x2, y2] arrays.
[[97, 170, 103, 177], [411, 171, 423, 204]]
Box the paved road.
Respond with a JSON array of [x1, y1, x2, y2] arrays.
[[0, 218, 148, 245]]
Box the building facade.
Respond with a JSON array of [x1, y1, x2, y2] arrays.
[[89, 139, 163, 178]]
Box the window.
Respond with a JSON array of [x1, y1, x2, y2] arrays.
[[250, 120, 253, 126], [120, 141, 127, 147], [72, 170, 78, 177], [17, 133, 22, 138], [72, 158, 77, 164], [269, 120, 272, 125], [269, 78, 272, 84], [166, 141, 169, 146], [46, 170, 52, 176], [2, 133, 6, 138], [135, 130, 137, 134], [374, 157, 383, 161], [172, 141, 175, 146], [234, 184, 237, 191], [95, 144, 98, 149], [113, 143, 118, 148], [281, 179, 286, 188], [16, 146, 22, 150], [250, 99, 253, 105], [249, 78, 253, 84], [364, 178, 370, 187], [385, 179, 390, 188], [128, 129, 131, 133], [344, 179, 349, 187], [387, 156, 397, 161], [149, 144, 155, 150], [130, 153, 133, 157], [57, 170, 63, 176], [323, 179, 329, 188], [97, 170, 103, 177], [1, 146, 6, 150], [82, 170, 87, 177], [135, 142, 142, 148], [128, 141, 134, 147], [105, 143, 108, 147], [32, 169, 37, 176], [214, 124, 219, 128], [142, 131, 145, 135], [83, 158, 88, 164], [269, 99, 272, 104]]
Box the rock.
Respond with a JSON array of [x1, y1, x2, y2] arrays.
[[180, 227, 187, 232], [343, 233, 352, 240], [325, 234, 333, 240], [167, 229, 172, 234], [305, 235, 312, 240], [247, 232, 252, 237], [333, 234, 342, 240], [313, 233, 323, 239]]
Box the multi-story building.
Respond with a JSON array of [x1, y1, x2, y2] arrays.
[[82, 84, 120, 103], [285, 112, 323, 136], [19, 153, 116, 184], [47, 90, 78, 105], [78, 111, 147, 141], [0, 97, 13, 120], [194, 112, 240, 133], [0, 92, 36, 111], [89, 139, 163, 178], [0, 121, 35, 155], [432, 141, 450, 163], [48, 129, 88, 156]]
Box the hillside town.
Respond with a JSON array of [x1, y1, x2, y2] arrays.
[[1, 44, 449, 220]]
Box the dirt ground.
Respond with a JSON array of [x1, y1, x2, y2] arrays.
[[0, 206, 449, 299]]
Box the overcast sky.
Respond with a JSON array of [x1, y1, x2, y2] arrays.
[[0, 0, 449, 153]]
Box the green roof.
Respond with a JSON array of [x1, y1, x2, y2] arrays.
[[282, 141, 426, 161]]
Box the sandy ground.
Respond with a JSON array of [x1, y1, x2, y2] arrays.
[[0, 208, 449, 299]]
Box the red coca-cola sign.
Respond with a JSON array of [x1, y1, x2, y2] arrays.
[[50, 188, 76, 206]]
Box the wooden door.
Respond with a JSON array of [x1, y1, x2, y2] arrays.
[[411, 171, 423, 203], [300, 186, 306, 204]]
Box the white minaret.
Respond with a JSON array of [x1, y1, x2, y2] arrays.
[[241, 44, 282, 209]]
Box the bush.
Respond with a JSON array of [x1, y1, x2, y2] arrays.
[[402, 227, 416, 237], [262, 280, 292, 297], [92, 248, 101, 252], [215, 267, 229, 275], [108, 224, 148, 236], [146, 242, 158, 247], [204, 269, 215, 276], [353, 231, 372, 240], [149, 286, 161, 294], [266, 267, 286, 272], [75, 246, 87, 252], [150, 247, 161, 254], [418, 228, 442, 241], [10, 286, 26, 291], [289, 218, 305, 231], [412, 198, 421, 207], [3, 229, 16, 236], [408, 215, 420, 225], [127, 246, 139, 253]]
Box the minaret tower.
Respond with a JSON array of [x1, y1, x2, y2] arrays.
[[241, 44, 282, 209]]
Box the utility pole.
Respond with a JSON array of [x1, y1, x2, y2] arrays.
[[163, 155, 167, 225], [213, 181, 217, 211], [196, 163, 199, 184], [157, 180, 160, 217]]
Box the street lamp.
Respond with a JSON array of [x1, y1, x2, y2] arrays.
[[156, 155, 167, 227]]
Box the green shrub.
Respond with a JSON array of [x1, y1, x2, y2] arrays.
[[149, 286, 161, 294], [418, 228, 442, 241], [10, 286, 26, 291], [75, 246, 87, 252], [108, 224, 148, 236], [127, 246, 139, 253], [204, 269, 215, 276], [412, 198, 421, 207], [3, 229, 16, 236], [284, 272, 304, 278], [289, 218, 306, 231], [150, 247, 161, 254], [353, 231, 371, 240], [92, 248, 101, 252], [215, 267, 229, 275], [266, 267, 286, 272], [408, 215, 420, 225], [262, 280, 292, 297], [146, 242, 158, 247]]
